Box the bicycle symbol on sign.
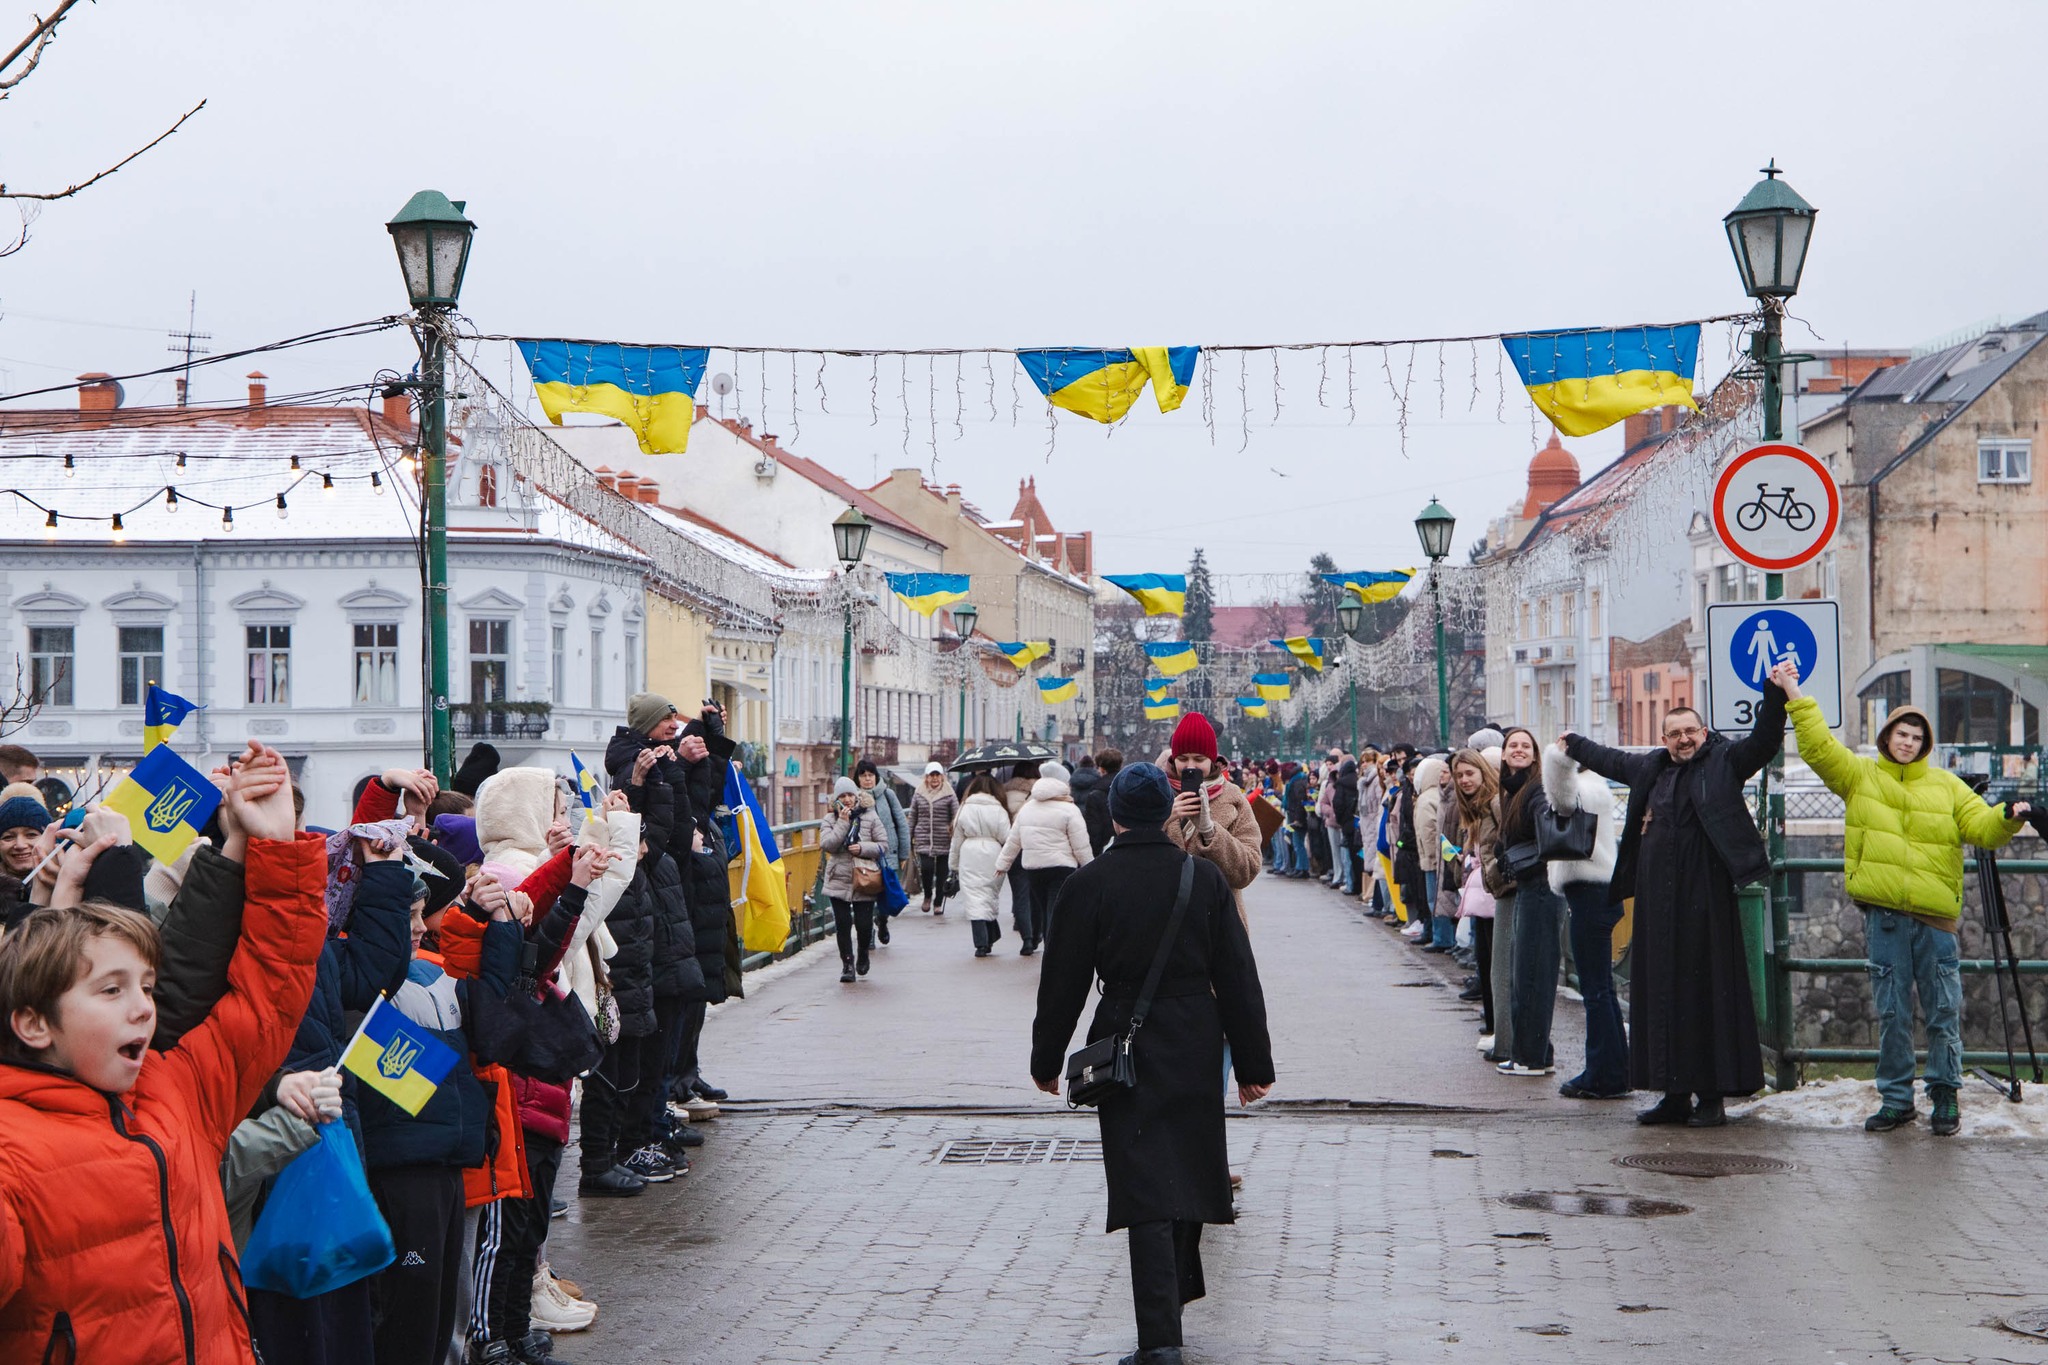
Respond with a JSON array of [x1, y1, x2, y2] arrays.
[[1734, 482, 1816, 534]]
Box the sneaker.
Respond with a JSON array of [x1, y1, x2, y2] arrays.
[[1863, 1103, 1917, 1132], [553, 1277, 586, 1301], [1475, 1034, 1495, 1052], [1458, 986, 1484, 1001], [530, 1274, 597, 1333], [513, 1329, 573, 1365], [1929, 1085, 1961, 1137], [1497, 1060, 1555, 1077], [680, 1096, 719, 1122], [474, 1342, 517, 1364], [1558, 1078, 1630, 1100], [540, 1270, 593, 1315], [692, 1080, 729, 1102], [664, 1123, 705, 1149], [623, 1145, 677, 1183], [549, 1198, 567, 1220], [577, 1165, 646, 1198], [1400, 922, 1425, 940]]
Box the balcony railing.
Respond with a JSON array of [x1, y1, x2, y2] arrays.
[[451, 701, 551, 740]]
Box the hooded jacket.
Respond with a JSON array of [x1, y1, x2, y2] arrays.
[[0, 834, 327, 1365], [1539, 745, 1619, 891], [1412, 756, 1448, 875], [1791, 697, 2023, 926], [820, 792, 889, 901], [909, 781, 959, 856], [870, 779, 912, 866], [994, 776, 1093, 874], [473, 767, 560, 881], [1332, 760, 1362, 851], [948, 792, 1012, 922]]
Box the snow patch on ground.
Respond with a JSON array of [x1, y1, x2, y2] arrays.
[[1730, 1076, 2048, 1138]]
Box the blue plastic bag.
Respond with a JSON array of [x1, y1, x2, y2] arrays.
[[241, 1119, 395, 1298], [878, 861, 911, 916]]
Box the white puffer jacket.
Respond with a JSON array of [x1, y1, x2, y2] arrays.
[[948, 792, 1013, 922], [1540, 745, 1618, 891], [993, 777, 1093, 874]]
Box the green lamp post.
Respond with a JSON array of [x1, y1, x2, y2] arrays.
[[831, 506, 872, 776], [1337, 597, 1363, 753], [1413, 498, 1455, 749], [951, 602, 979, 760], [385, 190, 476, 785]]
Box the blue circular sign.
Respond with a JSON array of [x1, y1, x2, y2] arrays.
[[1726, 608, 1818, 692]]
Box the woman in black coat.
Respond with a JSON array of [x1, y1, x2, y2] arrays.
[[1031, 764, 1274, 1365]]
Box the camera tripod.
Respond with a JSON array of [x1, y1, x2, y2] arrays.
[[1969, 845, 2041, 1102]]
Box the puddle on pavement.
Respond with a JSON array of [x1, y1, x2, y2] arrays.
[[1499, 1191, 1690, 1218], [1431, 1148, 1476, 1159]]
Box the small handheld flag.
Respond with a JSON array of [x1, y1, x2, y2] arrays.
[[1016, 347, 1200, 423], [1270, 637, 1326, 672], [341, 997, 461, 1117], [1501, 325, 1701, 438], [570, 753, 600, 809], [143, 684, 200, 753], [1036, 677, 1079, 705], [516, 340, 710, 455], [885, 572, 971, 617], [1235, 697, 1270, 718], [1103, 574, 1188, 617], [1319, 569, 1415, 605], [1143, 697, 1181, 720], [995, 641, 1050, 669], [1252, 673, 1292, 701], [103, 745, 222, 864], [1142, 641, 1199, 677]]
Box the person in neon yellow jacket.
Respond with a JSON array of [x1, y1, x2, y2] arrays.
[[1773, 659, 2028, 1138]]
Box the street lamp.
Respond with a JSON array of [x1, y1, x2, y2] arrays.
[[951, 602, 979, 760], [1414, 498, 1455, 748], [386, 191, 477, 785], [832, 506, 871, 775], [1337, 597, 1363, 753], [1723, 160, 1815, 302]]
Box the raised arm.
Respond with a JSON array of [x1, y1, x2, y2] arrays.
[[1540, 743, 1584, 814], [1725, 681, 1789, 782], [1786, 693, 1863, 797], [1953, 777, 2027, 851], [1563, 731, 1655, 788]]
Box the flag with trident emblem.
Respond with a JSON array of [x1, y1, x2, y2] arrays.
[[340, 997, 461, 1116], [103, 745, 223, 864]]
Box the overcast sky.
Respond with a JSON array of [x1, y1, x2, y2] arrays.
[[5, 1, 2045, 596]]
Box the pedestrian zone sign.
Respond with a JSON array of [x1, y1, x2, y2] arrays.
[[1705, 599, 1841, 732]]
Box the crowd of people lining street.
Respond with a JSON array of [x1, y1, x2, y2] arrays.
[[3, 682, 2046, 1365]]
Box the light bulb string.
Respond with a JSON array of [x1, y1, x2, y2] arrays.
[[3, 465, 391, 525]]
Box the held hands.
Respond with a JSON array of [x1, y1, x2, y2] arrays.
[[1768, 659, 1803, 699], [631, 747, 663, 787], [49, 831, 120, 909], [226, 742, 297, 842], [503, 890, 532, 926], [382, 768, 439, 820], [277, 1067, 344, 1125], [603, 790, 630, 814], [544, 819, 573, 855], [355, 834, 402, 863], [676, 734, 709, 763], [570, 843, 613, 888], [466, 870, 510, 921]]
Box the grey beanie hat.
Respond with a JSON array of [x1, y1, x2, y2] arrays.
[[1040, 761, 1070, 784], [833, 776, 860, 797], [628, 691, 679, 735], [1467, 726, 1506, 751]]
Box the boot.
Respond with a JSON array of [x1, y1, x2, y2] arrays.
[[1636, 1093, 1692, 1126], [876, 916, 891, 945], [1116, 1350, 1184, 1365], [1929, 1085, 1960, 1137], [840, 956, 856, 984], [971, 921, 992, 957], [921, 896, 933, 914], [1684, 1095, 1727, 1128]]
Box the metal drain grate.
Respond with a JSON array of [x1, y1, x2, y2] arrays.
[[936, 1137, 1103, 1165], [1614, 1152, 1794, 1179]]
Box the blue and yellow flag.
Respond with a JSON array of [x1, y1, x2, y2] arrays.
[[1252, 673, 1292, 701], [103, 745, 222, 864], [1270, 637, 1326, 672], [725, 763, 791, 953], [1036, 677, 1079, 704], [1142, 641, 1200, 677], [1320, 569, 1415, 605], [142, 684, 200, 753], [516, 340, 710, 455], [341, 996, 461, 1117], [1104, 573, 1187, 617], [886, 572, 971, 617], [1235, 697, 1270, 718], [996, 641, 1050, 669], [1143, 697, 1180, 720], [1016, 347, 1200, 423], [1501, 325, 1700, 438], [1144, 677, 1173, 702], [570, 752, 600, 809]]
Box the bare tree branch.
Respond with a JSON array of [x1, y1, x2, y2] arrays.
[[0, 97, 205, 201], [0, 0, 81, 93], [0, 202, 36, 256]]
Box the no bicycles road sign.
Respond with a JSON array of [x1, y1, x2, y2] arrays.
[[1711, 442, 1840, 572]]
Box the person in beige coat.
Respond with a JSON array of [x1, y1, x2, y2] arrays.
[[1158, 713, 1261, 925], [993, 761, 1092, 955]]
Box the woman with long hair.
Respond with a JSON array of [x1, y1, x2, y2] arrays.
[[1485, 728, 1540, 1064], [1448, 749, 1501, 1046], [821, 776, 890, 983], [949, 774, 1013, 957], [909, 762, 960, 915]]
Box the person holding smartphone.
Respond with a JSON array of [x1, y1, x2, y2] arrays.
[[1158, 713, 1262, 926]]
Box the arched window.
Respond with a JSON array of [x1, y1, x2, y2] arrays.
[[478, 463, 498, 508]]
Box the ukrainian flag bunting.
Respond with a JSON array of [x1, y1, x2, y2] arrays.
[[1143, 697, 1181, 720], [1103, 574, 1188, 617], [1270, 637, 1326, 672], [1016, 347, 1200, 423], [1235, 697, 1270, 718], [885, 573, 972, 617], [725, 763, 791, 953], [341, 997, 462, 1117], [1320, 569, 1415, 604], [516, 340, 710, 454], [1142, 641, 1199, 677], [1501, 325, 1700, 438], [142, 684, 200, 753], [1252, 673, 1292, 701], [996, 641, 1051, 669], [103, 745, 222, 864], [1036, 677, 1079, 704], [1143, 678, 1174, 701]]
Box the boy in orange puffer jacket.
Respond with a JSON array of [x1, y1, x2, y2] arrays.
[[0, 742, 324, 1365]]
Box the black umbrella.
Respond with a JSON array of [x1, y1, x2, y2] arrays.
[[948, 740, 1060, 772]]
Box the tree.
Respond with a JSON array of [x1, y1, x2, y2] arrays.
[[1302, 552, 1345, 643], [1183, 547, 1214, 643]]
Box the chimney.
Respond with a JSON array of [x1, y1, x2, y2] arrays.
[[174, 377, 188, 408], [615, 471, 641, 500], [382, 389, 413, 431], [594, 465, 617, 492], [636, 482, 660, 505], [760, 433, 778, 448], [246, 371, 268, 407], [77, 372, 120, 412]]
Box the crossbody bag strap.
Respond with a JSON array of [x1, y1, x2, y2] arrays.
[[1129, 856, 1197, 1034]]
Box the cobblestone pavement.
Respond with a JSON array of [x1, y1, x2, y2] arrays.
[[547, 874, 2048, 1365]]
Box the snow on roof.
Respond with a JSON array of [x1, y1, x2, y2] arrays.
[[637, 501, 834, 589]]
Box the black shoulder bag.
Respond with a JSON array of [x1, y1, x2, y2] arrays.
[[1065, 856, 1196, 1109]]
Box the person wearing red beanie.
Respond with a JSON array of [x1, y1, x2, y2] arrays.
[[1158, 713, 1261, 925]]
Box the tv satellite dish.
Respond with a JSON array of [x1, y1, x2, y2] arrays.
[[710, 373, 734, 397]]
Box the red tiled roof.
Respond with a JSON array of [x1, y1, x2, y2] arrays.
[[1210, 604, 1309, 649], [700, 414, 938, 545]]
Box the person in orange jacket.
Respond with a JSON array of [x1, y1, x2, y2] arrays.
[[0, 741, 325, 1365]]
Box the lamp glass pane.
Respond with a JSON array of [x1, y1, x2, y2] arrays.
[[391, 225, 433, 305], [1776, 214, 1812, 292], [429, 226, 469, 302], [1739, 216, 1786, 292]]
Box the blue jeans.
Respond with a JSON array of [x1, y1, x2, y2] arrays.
[[1428, 872, 1456, 948], [1510, 877, 1563, 1070], [1565, 881, 1627, 1093], [1865, 907, 1962, 1109], [1289, 827, 1311, 875]]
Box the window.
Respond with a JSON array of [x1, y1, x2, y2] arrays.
[[1979, 438, 2032, 484], [1715, 565, 1739, 603], [1537, 598, 1552, 636], [1696, 578, 1710, 628], [246, 625, 291, 705], [469, 619, 510, 703], [624, 629, 639, 696], [352, 623, 399, 705], [478, 462, 498, 507], [551, 626, 565, 705], [590, 628, 604, 709], [119, 625, 164, 707], [29, 626, 72, 707], [1938, 669, 2011, 745]]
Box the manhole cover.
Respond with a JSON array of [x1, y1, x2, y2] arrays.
[[1615, 1152, 1794, 1179], [2002, 1307, 2048, 1340], [1500, 1191, 1690, 1218], [936, 1138, 1102, 1165]]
